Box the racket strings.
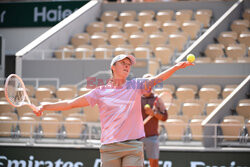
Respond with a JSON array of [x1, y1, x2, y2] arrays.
[[7, 77, 25, 106]]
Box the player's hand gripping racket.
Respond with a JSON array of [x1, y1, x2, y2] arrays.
[[5, 74, 42, 116], [143, 91, 172, 125]]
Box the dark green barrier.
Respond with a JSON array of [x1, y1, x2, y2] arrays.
[[0, 1, 89, 27], [0, 146, 249, 166]]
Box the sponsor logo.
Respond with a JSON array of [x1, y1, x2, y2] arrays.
[[0, 11, 6, 23], [94, 159, 249, 167], [34, 5, 78, 23], [190, 161, 248, 167], [0, 155, 84, 167]]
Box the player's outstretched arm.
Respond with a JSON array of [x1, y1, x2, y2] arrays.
[[37, 95, 90, 114], [144, 61, 194, 91], [154, 61, 194, 83]]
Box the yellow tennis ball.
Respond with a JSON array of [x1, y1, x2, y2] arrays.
[[187, 54, 195, 63], [144, 104, 151, 109]]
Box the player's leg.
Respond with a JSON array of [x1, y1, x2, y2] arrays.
[[149, 158, 159, 167], [140, 136, 160, 167], [100, 144, 122, 167], [122, 140, 144, 167]]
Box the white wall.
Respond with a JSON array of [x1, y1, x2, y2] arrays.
[[0, 27, 50, 55]]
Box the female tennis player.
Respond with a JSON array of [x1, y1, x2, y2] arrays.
[[37, 54, 194, 167]]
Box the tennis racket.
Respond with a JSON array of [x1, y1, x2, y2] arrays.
[[5, 74, 42, 116], [143, 91, 172, 125]]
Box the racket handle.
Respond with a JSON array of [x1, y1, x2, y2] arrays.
[[143, 115, 153, 125], [30, 104, 42, 116]]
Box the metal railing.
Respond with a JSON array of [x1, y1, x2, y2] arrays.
[[0, 120, 249, 148], [0, 77, 60, 89]]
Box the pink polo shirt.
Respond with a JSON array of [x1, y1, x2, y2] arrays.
[[84, 78, 147, 145]]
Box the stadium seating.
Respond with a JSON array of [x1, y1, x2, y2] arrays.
[[236, 99, 250, 119], [137, 10, 155, 23], [35, 87, 53, 102], [64, 116, 84, 138], [199, 84, 221, 102], [204, 44, 225, 61], [94, 45, 114, 59], [175, 9, 193, 24], [105, 21, 123, 35], [86, 22, 105, 35], [25, 85, 35, 97], [71, 33, 90, 48], [90, 32, 109, 48], [194, 9, 212, 28], [114, 45, 133, 56], [217, 31, 237, 47], [238, 31, 250, 47], [163, 115, 189, 140], [166, 100, 181, 116], [222, 84, 237, 99], [119, 10, 136, 24], [123, 21, 142, 35], [161, 20, 181, 35], [109, 32, 128, 47], [142, 21, 161, 34], [189, 115, 206, 141], [74, 44, 94, 59], [149, 32, 168, 49], [18, 116, 38, 137], [176, 86, 196, 101], [230, 19, 249, 36], [168, 32, 189, 52], [181, 20, 202, 40], [0, 115, 14, 137], [242, 8, 250, 21], [182, 99, 205, 120], [225, 43, 246, 60], [54, 45, 74, 59], [0, 101, 14, 114], [4, 1, 250, 150], [156, 10, 174, 23], [220, 115, 245, 141], [133, 45, 152, 59], [154, 45, 174, 65], [205, 99, 222, 115], [101, 10, 118, 24], [41, 116, 60, 138], [128, 31, 148, 48]]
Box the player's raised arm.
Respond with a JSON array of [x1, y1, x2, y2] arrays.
[[143, 61, 194, 91], [153, 61, 194, 84], [38, 95, 90, 114]]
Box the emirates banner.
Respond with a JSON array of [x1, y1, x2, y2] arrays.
[[0, 1, 89, 27], [0, 146, 249, 167]]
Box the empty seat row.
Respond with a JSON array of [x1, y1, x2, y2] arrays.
[[204, 43, 249, 61], [0, 104, 101, 139], [160, 114, 250, 142], [0, 115, 87, 139], [54, 44, 177, 66], [219, 115, 249, 141], [156, 84, 238, 102], [100, 9, 213, 28], [63, 30, 191, 53], [199, 10, 250, 63], [86, 20, 203, 40], [0, 83, 237, 103], [217, 31, 250, 47]]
